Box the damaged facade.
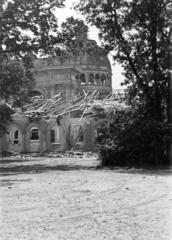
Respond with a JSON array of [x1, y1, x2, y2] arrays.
[[32, 39, 112, 99], [0, 39, 112, 154], [2, 116, 94, 154]]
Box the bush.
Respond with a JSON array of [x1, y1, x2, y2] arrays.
[[0, 103, 13, 137], [96, 107, 171, 167]]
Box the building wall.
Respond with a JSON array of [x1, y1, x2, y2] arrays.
[[2, 117, 94, 154], [0, 135, 6, 154], [70, 118, 94, 151], [32, 41, 112, 98], [4, 117, 29, 153], [0, 40, 109, 154]]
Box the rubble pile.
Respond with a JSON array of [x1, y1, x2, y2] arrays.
[[11, 90, 126, 120]]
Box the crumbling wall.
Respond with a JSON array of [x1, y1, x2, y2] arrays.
[[2, 116, 95, 154]]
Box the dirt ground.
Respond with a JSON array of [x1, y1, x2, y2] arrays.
[[0, 152, 172, 240]]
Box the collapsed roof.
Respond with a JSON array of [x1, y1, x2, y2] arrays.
[[11, 90, 127, 120]]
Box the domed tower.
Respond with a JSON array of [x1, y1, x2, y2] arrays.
[[76, 39, 112, 97], [32, 39, 112, 99]]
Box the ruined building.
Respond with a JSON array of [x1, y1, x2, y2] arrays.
[[32, 39, 112, 99], [0, 39, 112, 154]]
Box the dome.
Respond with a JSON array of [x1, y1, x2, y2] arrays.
[[79, 39, 111, 72], [33, 38, 112, 98]]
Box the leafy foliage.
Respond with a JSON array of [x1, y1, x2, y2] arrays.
[[96, 104, 171, 167], [60, 16, 105, 58], [0, 0, 64, 56], [75, 0, 172, 121], [60, 17, 88, 55], [0, 103, 14, 136], [75, 0, 172, 165], [0, 59, 34, 106], [0, 0, 64, 105]]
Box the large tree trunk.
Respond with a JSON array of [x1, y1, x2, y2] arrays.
[[167, 72, 172, 162]]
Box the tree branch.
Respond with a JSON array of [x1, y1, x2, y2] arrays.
[[106, 0, 143, 87]]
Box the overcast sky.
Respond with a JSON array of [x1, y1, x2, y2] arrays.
[[54, 0, 125, 89]]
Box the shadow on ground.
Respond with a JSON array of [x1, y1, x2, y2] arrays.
[[0, 163, 96, 177], [98, 165, 172, 176], [0, 178, 31, 187], [0, 157, 171, 177]]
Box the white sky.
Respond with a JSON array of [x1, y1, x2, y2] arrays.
[[54, 0, 125, 89]]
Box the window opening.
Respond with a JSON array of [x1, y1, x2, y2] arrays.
[[78, 126, 83, 142], [50, 126, 60, 143], [95, 74, 100, 85], [14, 130, 19, 144], [30, 128, 39, 140], [80, 73, 86, 85], [101, 74, 106, 85], [89, 73, 94, 85], [73, 125, 84, 143], [50, 129, 55, 143]]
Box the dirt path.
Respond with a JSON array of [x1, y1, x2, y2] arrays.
[[0, 154, 172, 240]]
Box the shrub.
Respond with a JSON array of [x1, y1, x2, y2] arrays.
[[0, 103, 13, 137], [96, 107, 171, 167]]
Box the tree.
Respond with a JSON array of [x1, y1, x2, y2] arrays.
[[0, 102, 14, 137], [98, 109, 171, 167], [0, 0, 64, 56], [0, 59, 34, 106], [59, 16, 109, 67], [75, 0, 172, 121], [0, 0, 64, 104], [60, 16, 88, 55]]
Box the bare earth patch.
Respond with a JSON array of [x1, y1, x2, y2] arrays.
[[0, 153, 172, 240]]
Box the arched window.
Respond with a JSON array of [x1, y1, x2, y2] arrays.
[[50, 129, 55, 143], [14, 130, 19, 144], [95, 74, 100, 85], [30, 127, 39, 141], [9, 127, 20, 145], [101, 74, 106, 85], [80, 73, 86, 85], [106, 74, 110, 86], [73, 125, 83, 143], [50, 126, 60, 143], [89, 73, 94, 85]]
